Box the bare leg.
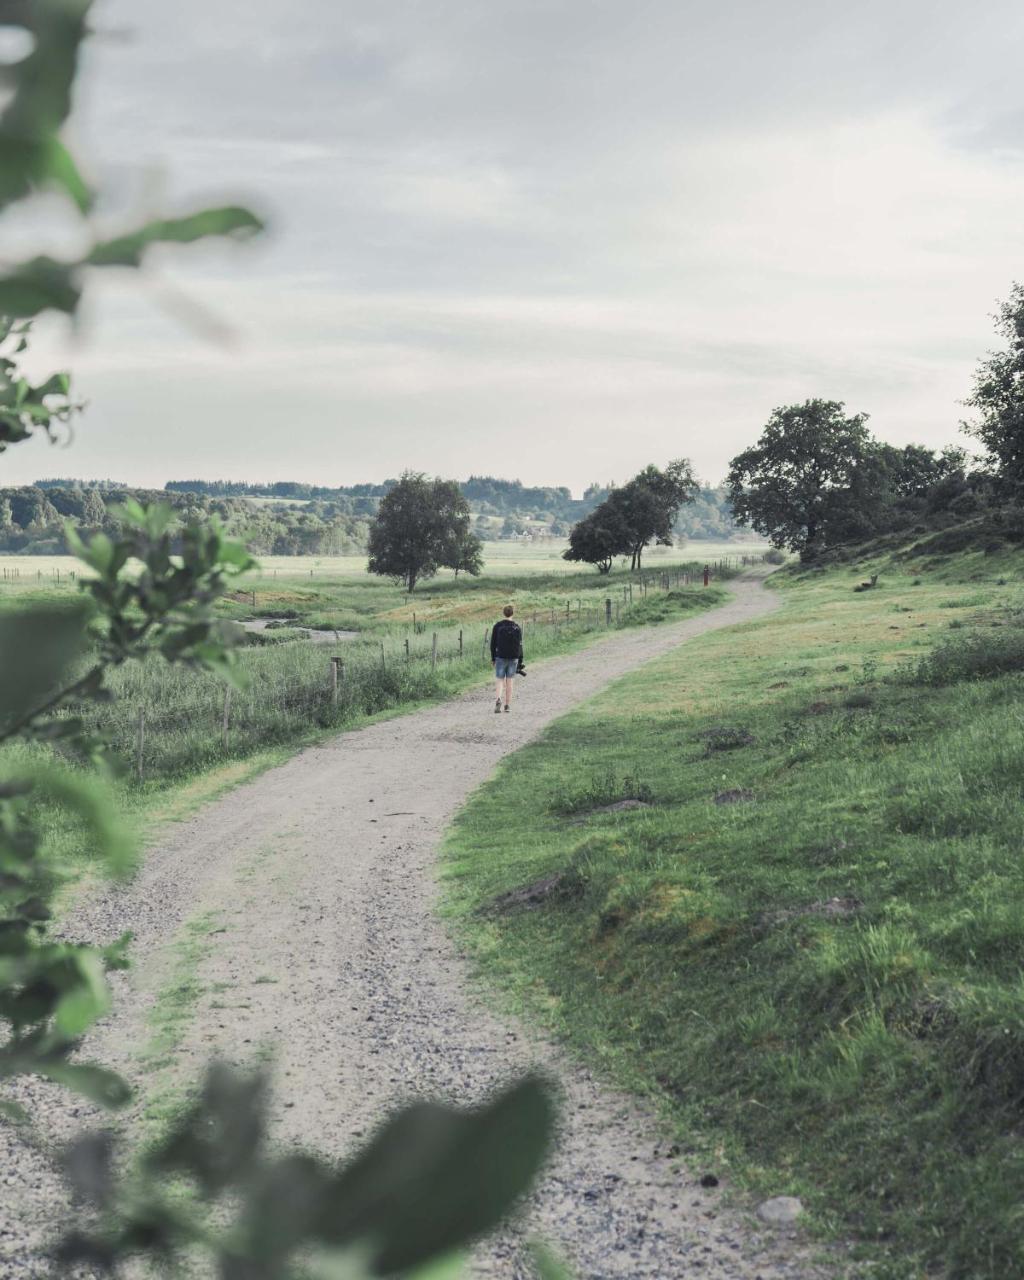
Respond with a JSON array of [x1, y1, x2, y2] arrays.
[[494, 674, 504, 702], [504, 675, 514, 707]]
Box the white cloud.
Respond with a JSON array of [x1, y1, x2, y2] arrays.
[[4, 0, 1024, 491]]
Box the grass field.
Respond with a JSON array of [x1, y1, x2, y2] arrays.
[[0, 538, 765, 590], [442, 542, 1024, 1278]]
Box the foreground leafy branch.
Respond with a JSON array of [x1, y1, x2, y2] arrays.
[[58, 1063, 553, 1278], [0, 8, 559, 1274], [0, 0, 264, 323], [0, 506, 255, 1110]]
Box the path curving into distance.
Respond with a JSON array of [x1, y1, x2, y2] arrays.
[[2, 575, 834, 1278]]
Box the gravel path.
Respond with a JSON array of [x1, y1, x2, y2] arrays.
[[1, 577, 836, 1278]]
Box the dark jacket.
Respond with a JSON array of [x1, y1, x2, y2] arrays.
[[490, 618, 523, 661]]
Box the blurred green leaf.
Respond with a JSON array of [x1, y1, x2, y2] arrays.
[[218, 539, 259, 571], [238, 1153, 331, 1263], [63, 1132, 115, 1208], [529, 1241, 574, 1279], [406, 1254, 465, 1279], [38, 136, 91, 212], [0, 254, 81, 317], [320, 1075, 555, 1274], [0, 0, 92, 213], [30, 764, 136, 877], [111, 497, 148, 529], [87, 206, 265, 268], [0, 604, 89, 733], [54, 949, 110, 1036], [0, 1097, 29, 1123], [37, 1061, 132, 1108], [150, 1061, 267, 1196]]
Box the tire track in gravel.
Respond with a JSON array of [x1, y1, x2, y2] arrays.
[[2, 576, 836, 1278]]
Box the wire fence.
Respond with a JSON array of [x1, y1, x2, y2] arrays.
[[47, 557, 766, 782]]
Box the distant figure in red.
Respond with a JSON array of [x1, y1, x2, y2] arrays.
[[703, 564, 710, 587]]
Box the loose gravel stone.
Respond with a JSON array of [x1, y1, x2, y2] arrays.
[[758, 1198, 806, 1226]]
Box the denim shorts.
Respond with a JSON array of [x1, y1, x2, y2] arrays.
[[494, 656, 519, 678]]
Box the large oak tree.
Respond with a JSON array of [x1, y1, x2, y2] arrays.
[[367, 471, 482, 592], [726, 400, 871, 558]]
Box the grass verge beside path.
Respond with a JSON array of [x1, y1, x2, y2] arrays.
[[442, 549, 1024, 1279]]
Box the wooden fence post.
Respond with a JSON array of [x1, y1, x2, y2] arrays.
[[605, 597, 612, 625], [222, 686, 231, 750], [380, 641, 386, 671], [404, 638, 410, 661], [616, 601, 621, 624], [136, 707, 145, 782], [251, 590, 256, 607], [458, 629, 463, 658], [483, 626, 489, 660], [431, 632, 438, 671], [330, 656, 341, 709]]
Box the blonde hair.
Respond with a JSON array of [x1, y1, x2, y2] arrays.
[[503, 604, 514, 617]]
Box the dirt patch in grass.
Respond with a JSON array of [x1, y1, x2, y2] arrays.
[[476, 871, 581, 916], [697, 725, 756, 755], [572, 798, 653, 822], [760, 896, 863, 927], [713, 788, 755, 805]]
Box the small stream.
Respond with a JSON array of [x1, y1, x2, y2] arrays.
[[239, 618, 359, 644]]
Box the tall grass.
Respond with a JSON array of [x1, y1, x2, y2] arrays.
[[80, 584, 728, 782]]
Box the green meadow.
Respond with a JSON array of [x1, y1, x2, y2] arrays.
[[442, 541, 1024, 1279]]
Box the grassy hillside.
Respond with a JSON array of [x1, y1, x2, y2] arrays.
[[442, 538, 1024, 1278]]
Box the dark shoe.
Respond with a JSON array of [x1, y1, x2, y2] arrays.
[[503, 704, 510, 712], [494, 699, 502, 713]]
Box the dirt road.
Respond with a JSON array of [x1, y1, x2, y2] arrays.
[[1, 576, 834, 1278]]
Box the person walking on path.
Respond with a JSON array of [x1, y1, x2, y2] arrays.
[[490, 603, 523, 713]]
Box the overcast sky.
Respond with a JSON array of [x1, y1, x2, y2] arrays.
[[5, 0, 1024, 493]]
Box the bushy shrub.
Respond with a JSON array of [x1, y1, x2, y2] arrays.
[[906, 630, 1024, 685], [765, 548, 786, 565]]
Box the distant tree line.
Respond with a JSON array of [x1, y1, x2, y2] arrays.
[[0, 486, 370, 556], [0, 475, 747, 556], [725, 283, 1024, 561], [160, 475, 745, 541]]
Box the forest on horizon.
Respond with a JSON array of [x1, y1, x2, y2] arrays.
[[0, 473, 748, 555]]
